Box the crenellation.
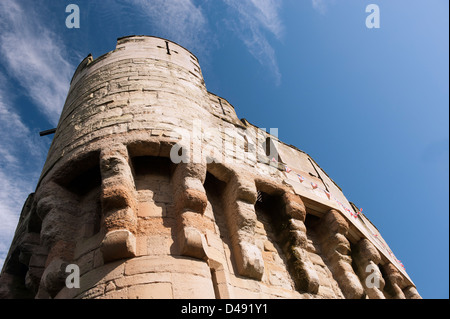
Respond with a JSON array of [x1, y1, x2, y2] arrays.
[[381, 263, 407, 299], [353, 238, 386, 299], [314, 210, 365, 299]]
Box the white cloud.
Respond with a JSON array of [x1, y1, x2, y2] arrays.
[[0, 0, 74, 126], [222, 0, 284, 85], [0, 76, 48, 271], [0, 0, 69, 270], [125, 0, 209, 56], [122, 0, 284, 85], [311, 0, 336, 14], [249, 0, 284, 38], [312, 0, 326, 14]]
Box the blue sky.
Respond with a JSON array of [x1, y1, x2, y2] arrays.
[[0, 0, 448, 298]]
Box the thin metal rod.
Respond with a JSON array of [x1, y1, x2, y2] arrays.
[[308, 157, 329, 192], [39, 128, 56, 136], [218, 98, 226, 115]]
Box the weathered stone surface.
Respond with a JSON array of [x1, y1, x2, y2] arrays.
[[283, 193, 306, 221], [353, 239, 385, 299], [317, 210, 365, 299], [290, 247, 320, 293], [40, 258, 69, 298], [127, 283, 173, 299], [382, 263, 407, 299], [0, 35, 418, 300], [403, 285, 422, 299], [101, 230, 137, 262]]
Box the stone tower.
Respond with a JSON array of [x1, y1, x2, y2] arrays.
[[0, 36, 420, 299]]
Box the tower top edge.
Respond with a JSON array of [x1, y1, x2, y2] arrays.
[[70, 35, 200, 86], [116, 35, 199, 61]]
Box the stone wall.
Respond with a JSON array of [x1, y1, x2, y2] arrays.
[[0, 36, 420, 299]]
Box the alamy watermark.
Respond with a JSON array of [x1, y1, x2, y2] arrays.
[[65, 4, 380, 30], [65, 4, 80, 29], [366, 4, 380, 29], [365, 264, 381, 289], [168, 120, 279, 165], [65, 264, 80, 289]]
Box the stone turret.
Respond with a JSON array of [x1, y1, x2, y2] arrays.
[[0, 36, 420, 299]]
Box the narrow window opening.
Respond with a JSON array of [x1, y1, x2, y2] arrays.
[[256, 190, 263, 203], [218, 98, 226, 115], [264, 137, 280, 162], [254, 191, 296, 290], [244, 135, 249, 153]]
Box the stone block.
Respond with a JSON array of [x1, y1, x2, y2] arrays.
[[124, 255, 211, 278], [128, 283, 173, 299], [268, 270, 293, 290], [178, 226, 208, 260], [403, 286, 421, 299], [138, 201, 166, 218], [355, 238, 381, 264], [171, 273, 215, 299], [153, 190, 173, 204], [283, 193, 306, 221], [114, 272, 172, 289], [29, 254, 47, 268], [100, 229, 137, 262], [318, 285, 337, 299], [147, 235, 173, 256], [232, 287, 261, 299], [95, 288, 128, 299], [79, 260, 125, 293], [307, 252, 326, 267], [263, 240, 277, 252], [77, 250, 95, 276], [290, 247, 320, 294], [234, 241, 264, 280], [135, 236, 147, 256]]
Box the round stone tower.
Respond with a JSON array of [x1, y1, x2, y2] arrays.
[[0, 36, 420, 299]]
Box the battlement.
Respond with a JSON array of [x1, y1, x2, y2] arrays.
[[70, 35, 204, 88]]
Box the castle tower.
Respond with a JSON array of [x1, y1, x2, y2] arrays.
[[0, 36, 420, 299]]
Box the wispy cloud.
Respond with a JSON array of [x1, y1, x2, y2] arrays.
[[0, 74, 48, 270], [121, 0, 284, 85], [222, 0, 284, 85], [124, 0, 209, 56], [0, 0, 71, 270], [311, 0, 336, 14], [248, 0, 284, 38], [312, 0, 327, 14], [0, 0, 74, 126]]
